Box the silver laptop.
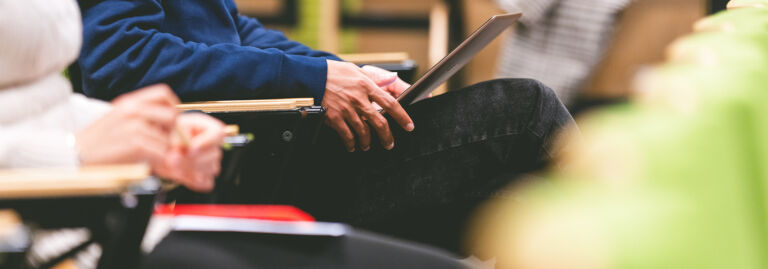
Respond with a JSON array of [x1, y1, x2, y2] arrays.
[[396, 13, 522, 106]]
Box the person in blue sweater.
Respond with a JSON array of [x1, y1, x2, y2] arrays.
[[75, 0, 576, 254]]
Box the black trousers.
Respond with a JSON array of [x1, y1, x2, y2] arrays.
[[155, 78, 574, 267], [141, 231, 468, 269], [271, 78, 576, 254]]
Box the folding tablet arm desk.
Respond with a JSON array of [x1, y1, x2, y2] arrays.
[[0, 165, 159, 269], [170, 53, 423, 205], [175, 98, 325, 205]]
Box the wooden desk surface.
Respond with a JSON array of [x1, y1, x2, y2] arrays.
[[0, 165, 150, 199], [178, 98, 315, 113]]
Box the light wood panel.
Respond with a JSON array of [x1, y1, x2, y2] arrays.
[[355, 29, 431, 74], [0, 165, 150, 199], [319, 0, 340, 53], [177, 98, 315, 113], [461, 0, 507, 87], [429, 2, 450, 95], [339, 52, 411, 64]]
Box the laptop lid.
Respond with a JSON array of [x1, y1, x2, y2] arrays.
[[396, 13, 522, 106]]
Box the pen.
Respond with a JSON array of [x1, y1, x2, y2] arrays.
[[175, 124, 240, 148], [175, 126, 191, 148]]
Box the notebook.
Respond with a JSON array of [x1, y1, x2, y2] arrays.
[[153, 204, 348, 237]]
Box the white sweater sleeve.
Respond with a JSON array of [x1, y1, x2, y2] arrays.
[[0, 129, 80, 168], [0, 0, 110, 169], [0, 95, 111, 169]]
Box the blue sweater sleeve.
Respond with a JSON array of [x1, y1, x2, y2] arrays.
[[77, 0, 328, 103], [237, 15, 343, 61]]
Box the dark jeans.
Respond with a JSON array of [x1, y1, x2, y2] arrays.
[[278, 78, 575, 254], [141, 231, 468, 269]]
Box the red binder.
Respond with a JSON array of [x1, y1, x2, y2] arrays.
[[154, 204, 315, 222]]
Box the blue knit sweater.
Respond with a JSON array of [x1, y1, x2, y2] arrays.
[[76, 0, 340, 103]]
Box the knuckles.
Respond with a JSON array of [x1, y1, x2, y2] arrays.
[[371, 118, 388, 130], [349, 96, 367, 107], [355, 78, 370, 88], [326, 111, 343, 122], [377, 122, 389, 131], [378, 96, 397, 108], [344, 132, 355, 141]]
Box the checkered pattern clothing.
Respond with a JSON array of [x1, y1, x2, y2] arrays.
[[495, 0, 632, 106]]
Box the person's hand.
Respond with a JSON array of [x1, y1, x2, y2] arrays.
[[323, 60, 415, 152], [153, 113, 226, 193], [76, 84, 179, 166], [360, 65, 411, 98]]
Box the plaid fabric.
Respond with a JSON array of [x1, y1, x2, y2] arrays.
[[27, 228, 101, 269], [495, 0, 632, 106]]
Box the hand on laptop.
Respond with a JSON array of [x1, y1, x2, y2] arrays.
[[323, 60, 415, 152], [361, 65, 411, 97]]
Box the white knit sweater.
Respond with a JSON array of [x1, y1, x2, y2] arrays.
[[0, 0, 111, 168], [495, 0, 632, 106]]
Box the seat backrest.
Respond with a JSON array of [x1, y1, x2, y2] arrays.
[[583, 0, 708, 100]]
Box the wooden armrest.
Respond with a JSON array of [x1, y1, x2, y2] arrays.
[[177, 98, 315, 113], [0, 165, 150, 199], [338, 52, 412, 65]]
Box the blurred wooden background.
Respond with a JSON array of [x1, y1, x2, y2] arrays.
[[234, 0, 708, 101]]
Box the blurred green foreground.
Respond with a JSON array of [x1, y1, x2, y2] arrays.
[[470, 2, 768, 269]]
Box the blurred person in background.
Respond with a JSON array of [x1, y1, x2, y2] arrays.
[[495, 0, 632, 107], [73, 0, 577, 253]]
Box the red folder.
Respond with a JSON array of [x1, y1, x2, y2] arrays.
[[154, 204, 315, 222]]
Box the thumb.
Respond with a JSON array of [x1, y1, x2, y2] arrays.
[[361, 65, 398, 87]]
